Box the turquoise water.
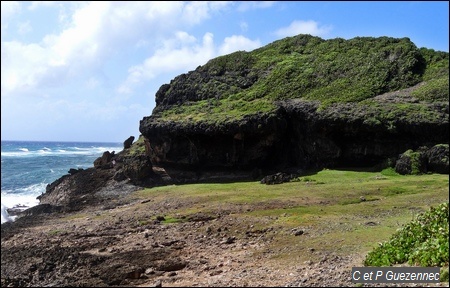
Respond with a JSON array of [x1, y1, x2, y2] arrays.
[[1, 140, 122, 223]]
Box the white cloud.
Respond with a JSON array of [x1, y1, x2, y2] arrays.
[[240, 21, 249, 32], [18, 21, 32, 34], [119, 31, 262, 95], [1, 1, 21, 32], [1, 41, 49, 93], [27, 1, 78, 28], [0, 1, 260, 141], [118, 32, 216, 95], [219, 35, 261, 55], [28, 1, 63, 10], [85, 77, 100, 89], [2, 1, 235, 97], [237, 1, 275, 12], [274, 20, 332, 38], [1, 2, 109, 94]]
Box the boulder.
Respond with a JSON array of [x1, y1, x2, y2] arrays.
[[395, 148, 428, 175], [68, 168, 83, 175], [393, 145, 450, 175], [260, 172, 295, 185], [426, 144, 449, 174], [120, 155, 153, 182], [94, 151, 115, 169], [123, 136, 135, 149]]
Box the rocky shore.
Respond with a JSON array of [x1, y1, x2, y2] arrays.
[[2, 172, 449, 287], [1, 112, 448, 287]]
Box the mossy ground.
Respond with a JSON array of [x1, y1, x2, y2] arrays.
[[131, 169, 449, 267]]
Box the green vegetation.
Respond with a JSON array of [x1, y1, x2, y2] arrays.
[[120, 135, 146, 157], [155, 35, 448, 123], [160, 216, 184, 224], [402, 149, 423, 175], [441, 267, 449, 282], [48, 229, 66, 236], [364, 202, 449, 268], [412, 77, 449, 101], [380, 167, 399, 176], [131, 169, 448, 265]]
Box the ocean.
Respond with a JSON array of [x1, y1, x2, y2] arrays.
[[1, 140, 123, 224]]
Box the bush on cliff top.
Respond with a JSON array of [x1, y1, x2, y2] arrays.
[[155, 34, 448, 123]]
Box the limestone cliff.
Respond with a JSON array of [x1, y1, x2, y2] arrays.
[[139, 35, 449, 180], [22, 35, 450, 215]]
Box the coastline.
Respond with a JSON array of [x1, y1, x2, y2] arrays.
[[2, 168, 448, 287], [0, 140, 123, 224]]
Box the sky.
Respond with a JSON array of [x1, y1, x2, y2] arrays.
[[1, 1, 449, 143]]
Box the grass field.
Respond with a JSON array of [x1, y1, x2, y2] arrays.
[[132, 168, 449, 265]]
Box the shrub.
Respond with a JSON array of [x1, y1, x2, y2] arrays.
[[364, 202, 449, 267]]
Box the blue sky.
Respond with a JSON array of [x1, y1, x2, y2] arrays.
[[1, 1, 449, 142]]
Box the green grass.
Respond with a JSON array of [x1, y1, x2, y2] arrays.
[[412, 77, 449, 101], [48, 229, 66, 236], [161, 216, 184, 224], [153, 35, 448, 124], [120, 135, 146, 156], [132, 169, 448, 266]]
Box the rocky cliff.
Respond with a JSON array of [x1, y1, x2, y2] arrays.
[[33, 35, 449, 213], [139, 35, 449, 181]]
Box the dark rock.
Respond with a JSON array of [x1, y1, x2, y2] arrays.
[[68, 168, 83, 175], [119, 155, 154, 183], [124, 136, 135, 149], [140, 98, 448, 182], [40, 167, 113, 208], [260, 172, 296, 185], [395, 148, 428, 175], [125, 269, 143, 279], [223, 236, 236, 244], [113, 170, 128, 181], [17, 204, 62, 217], [5, 204, 28, 216], [155, 259, 187, 272], [94, 151, 115, 169], [209, 270, 223, 276], [426, 144, 449, 174]]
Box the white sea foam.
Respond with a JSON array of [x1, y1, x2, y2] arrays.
[[1, 152, 28, 157], [1, 183, 46, 224], [17, 183, 47, 194], [1, 145, 121, 157], [1, 192, 40, 224], [1, 203, 16, 224]]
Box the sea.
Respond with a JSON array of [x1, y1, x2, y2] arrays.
[[1, 140, 123, 224]]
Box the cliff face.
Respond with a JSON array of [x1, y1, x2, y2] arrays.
[[140, 97, 448, 176], [139, 35, 449, 180]]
